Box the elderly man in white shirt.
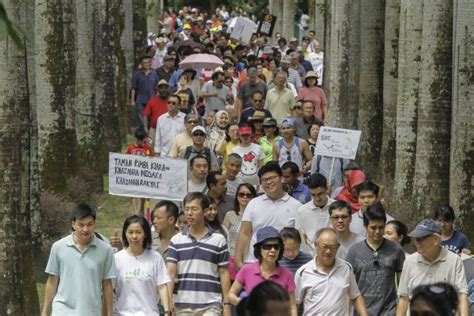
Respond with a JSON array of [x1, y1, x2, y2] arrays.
[[306, 41, 324, 85], [154, 94, 185, 156], [295, 228, 368, 316]]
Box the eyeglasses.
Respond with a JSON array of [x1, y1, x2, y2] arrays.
[[193, 132, 206, 137], [373, 251, 379, 267], [253, 99, 263, 103], [261, 243, 281, 251], [238, 192, 254, 199], [286, 151, 292, 161], [260, 175, 279, 184], [330, 215, 350, 221], [317, 243, 339, 252]]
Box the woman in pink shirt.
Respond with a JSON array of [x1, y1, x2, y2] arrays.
[[228, 226, 297, 316], [297, 71, 328, 124]]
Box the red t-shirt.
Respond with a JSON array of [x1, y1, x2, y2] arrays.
[[144, 96, 168, 128], [126, 143, 154, 156]]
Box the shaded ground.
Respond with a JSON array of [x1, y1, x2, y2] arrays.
[[36, 176, 132, 309]]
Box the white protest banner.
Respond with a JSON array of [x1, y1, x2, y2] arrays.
[[109, 153, 187, 201], [314, 127, 362, 160], [230, 17, 256, 44]]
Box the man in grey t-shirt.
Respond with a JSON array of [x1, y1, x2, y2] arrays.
[[346, 203, 405, 315], [199, 71, 230, 118]]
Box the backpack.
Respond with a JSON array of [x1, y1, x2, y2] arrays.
[[183, 146, 212, 167]]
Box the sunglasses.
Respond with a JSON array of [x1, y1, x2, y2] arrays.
[[193, 132, 206, 137], [253, 99, 263, 103], [253, 120, 263, 124], [261, 243, 281, 251], [168, 101, 178, 105], [293, 106, 301, 109], [373, 251, 379, 267], [238, 192, 253, 199]]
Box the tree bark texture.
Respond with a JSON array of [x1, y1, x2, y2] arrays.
[[146, 0, 162, 34], [392, 0, 423, 216], [93, 0, 126, 172], [324, 0, 354, 128], [356, 0, 385, 178], [282, 0, 295, 40], [412, 0, 453, 213], [450, 0, 474, 239], [35, 0, 79, 193], [379, 0, 400, 201], [74, 0, 101, 173], [0, 1, 40, 314], [133, 0, 148, 69]]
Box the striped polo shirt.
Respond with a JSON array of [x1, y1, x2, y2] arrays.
[[167, 226, 229, 310]]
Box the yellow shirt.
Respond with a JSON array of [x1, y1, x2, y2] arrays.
[[168, 132, 193, 158]]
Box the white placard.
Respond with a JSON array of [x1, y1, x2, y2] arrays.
[[108, 153, 187, 201], [230, 17, 255, 44], [314, 127, 361, 159]]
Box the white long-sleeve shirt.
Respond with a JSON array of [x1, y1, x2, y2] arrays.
[[154, 111, 185, 156]]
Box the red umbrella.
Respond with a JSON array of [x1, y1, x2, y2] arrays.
[[179, 53, 224, 70]]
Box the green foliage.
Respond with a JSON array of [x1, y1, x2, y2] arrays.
[[0, 2, 30, 48]]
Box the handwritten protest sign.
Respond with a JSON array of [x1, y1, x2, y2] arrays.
[[109, 153, 187, 201], [314, 127, 361, 160], [230, 17, 256, 44]]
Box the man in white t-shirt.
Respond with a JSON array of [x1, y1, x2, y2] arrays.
[[295, 172, 334, 255], [187, 155, 209, 194], [234, 162, 302, 268], [224, 153, 243, 197]]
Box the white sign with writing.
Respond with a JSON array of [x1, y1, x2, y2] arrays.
[[314, 127, 362, 159], [230, 17, 256, 44], [109, 153, 187, 201]]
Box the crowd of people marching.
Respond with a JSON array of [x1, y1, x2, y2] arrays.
[[40, 4, 473, 316]]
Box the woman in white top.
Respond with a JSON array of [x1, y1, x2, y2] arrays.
[[113, 215, 171, 316]]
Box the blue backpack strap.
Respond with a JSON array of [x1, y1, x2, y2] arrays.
[[278, 138, 285, 150]]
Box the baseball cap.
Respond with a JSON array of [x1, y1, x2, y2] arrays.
[[238, 126, 253, 135], [157, 79, 169, 86], [280, 118, 295, 127], [262, 117, 277, 127], [254, 226, 282, 247], [289, 37, 298, 43], [281, 55, 291, 64], [249, 111, 266, 121], [191, 126, 207, 135], [408, 219, 442, 238]]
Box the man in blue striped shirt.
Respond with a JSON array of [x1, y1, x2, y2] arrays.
[[167, 192, 231, 316]]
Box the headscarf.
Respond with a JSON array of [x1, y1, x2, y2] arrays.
[[335, 170, 367, 213], [207, 110, 229, 153]]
